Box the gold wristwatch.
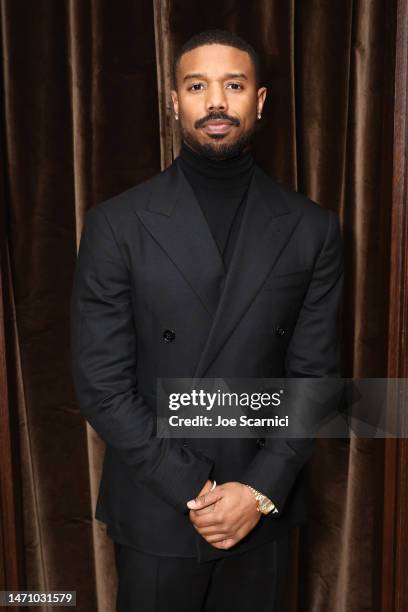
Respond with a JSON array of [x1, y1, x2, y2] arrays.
[[244, 484, 279, 515]]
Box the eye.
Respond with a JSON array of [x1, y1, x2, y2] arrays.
[[226, 82, 244, 90], [188, 83, 205, 92]]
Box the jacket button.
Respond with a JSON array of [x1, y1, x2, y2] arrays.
[[275, 325, 286, 337], [163, 329, 176, 342], [256, 438, 265, 449], [182, 441, 188, 447]]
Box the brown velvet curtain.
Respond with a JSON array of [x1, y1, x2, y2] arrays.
[[0, 1, 397, 611]]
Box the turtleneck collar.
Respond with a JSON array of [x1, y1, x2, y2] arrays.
[[178, 141, 255, 191]]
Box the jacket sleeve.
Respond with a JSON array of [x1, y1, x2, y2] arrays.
[[240, 209, 344, 514], [70, 205, 214, 514]]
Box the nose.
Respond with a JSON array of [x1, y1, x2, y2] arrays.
[[205, 83, 228, 113]]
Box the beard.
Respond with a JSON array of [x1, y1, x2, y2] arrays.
[[180, 119, 260, 161]]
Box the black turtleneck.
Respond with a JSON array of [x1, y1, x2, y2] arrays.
[[178, 141, 255, 263]]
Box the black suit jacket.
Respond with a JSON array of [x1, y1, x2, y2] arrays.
[[70, 158, 344, 563]]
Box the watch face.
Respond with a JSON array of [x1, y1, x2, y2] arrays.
[[259, 499, 275, 514]]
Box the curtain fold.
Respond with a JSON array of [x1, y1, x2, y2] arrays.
[[0, 1, 397, 610], [0, 1, 161, 610]]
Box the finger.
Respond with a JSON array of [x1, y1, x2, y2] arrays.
[[204, 533, 230, 543], [190, 512, 221, 529], [187, 489, 223, 510], [211, 538, 236, 549], [194, 504, 216, 515], [195, 525, 229, 537]]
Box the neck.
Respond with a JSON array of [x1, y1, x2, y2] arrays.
[[178, 140, 255, 189]]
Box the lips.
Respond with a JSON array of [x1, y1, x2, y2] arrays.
[[201, 120, 234, 135]]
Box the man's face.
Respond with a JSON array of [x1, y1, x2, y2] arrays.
[[171, 44, 267, 160]]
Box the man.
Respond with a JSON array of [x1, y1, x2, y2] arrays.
[[70, 29, 343, 612]]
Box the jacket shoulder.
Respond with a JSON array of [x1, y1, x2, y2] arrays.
[[257, 167, 339, 235], [89, 165, 173, 223], [276, 177, 333, 216]]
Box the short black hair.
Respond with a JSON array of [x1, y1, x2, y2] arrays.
[[172, 29, 261, 88]]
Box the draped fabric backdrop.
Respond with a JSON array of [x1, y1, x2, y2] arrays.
[[0, 1, 402, 611]]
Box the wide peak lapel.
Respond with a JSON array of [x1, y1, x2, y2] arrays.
[[192, 166, 303, 380], [135, 160, 225, 316]]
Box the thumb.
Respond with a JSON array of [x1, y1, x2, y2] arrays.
[[187, 489, 221, 510]]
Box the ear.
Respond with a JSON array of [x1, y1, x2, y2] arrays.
[[170, 90, 179, 116], [257, 86, 267, 116]]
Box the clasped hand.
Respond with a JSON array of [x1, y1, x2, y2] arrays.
[[186, 481, 261, 550]]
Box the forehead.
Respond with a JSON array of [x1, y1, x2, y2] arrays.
[[178, 44, 254, 80]]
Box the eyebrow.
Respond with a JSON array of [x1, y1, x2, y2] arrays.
[[183, 72, 248, 82]]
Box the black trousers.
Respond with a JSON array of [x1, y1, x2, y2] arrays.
[[113, 533, 291, 612]]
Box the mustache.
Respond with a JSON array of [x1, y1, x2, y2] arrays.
[[195, 112, 240, 129]]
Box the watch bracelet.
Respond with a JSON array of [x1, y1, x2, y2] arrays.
[[244, 484, 274, 512]]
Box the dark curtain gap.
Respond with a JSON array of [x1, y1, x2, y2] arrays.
[[0, 1, 402, 611]]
